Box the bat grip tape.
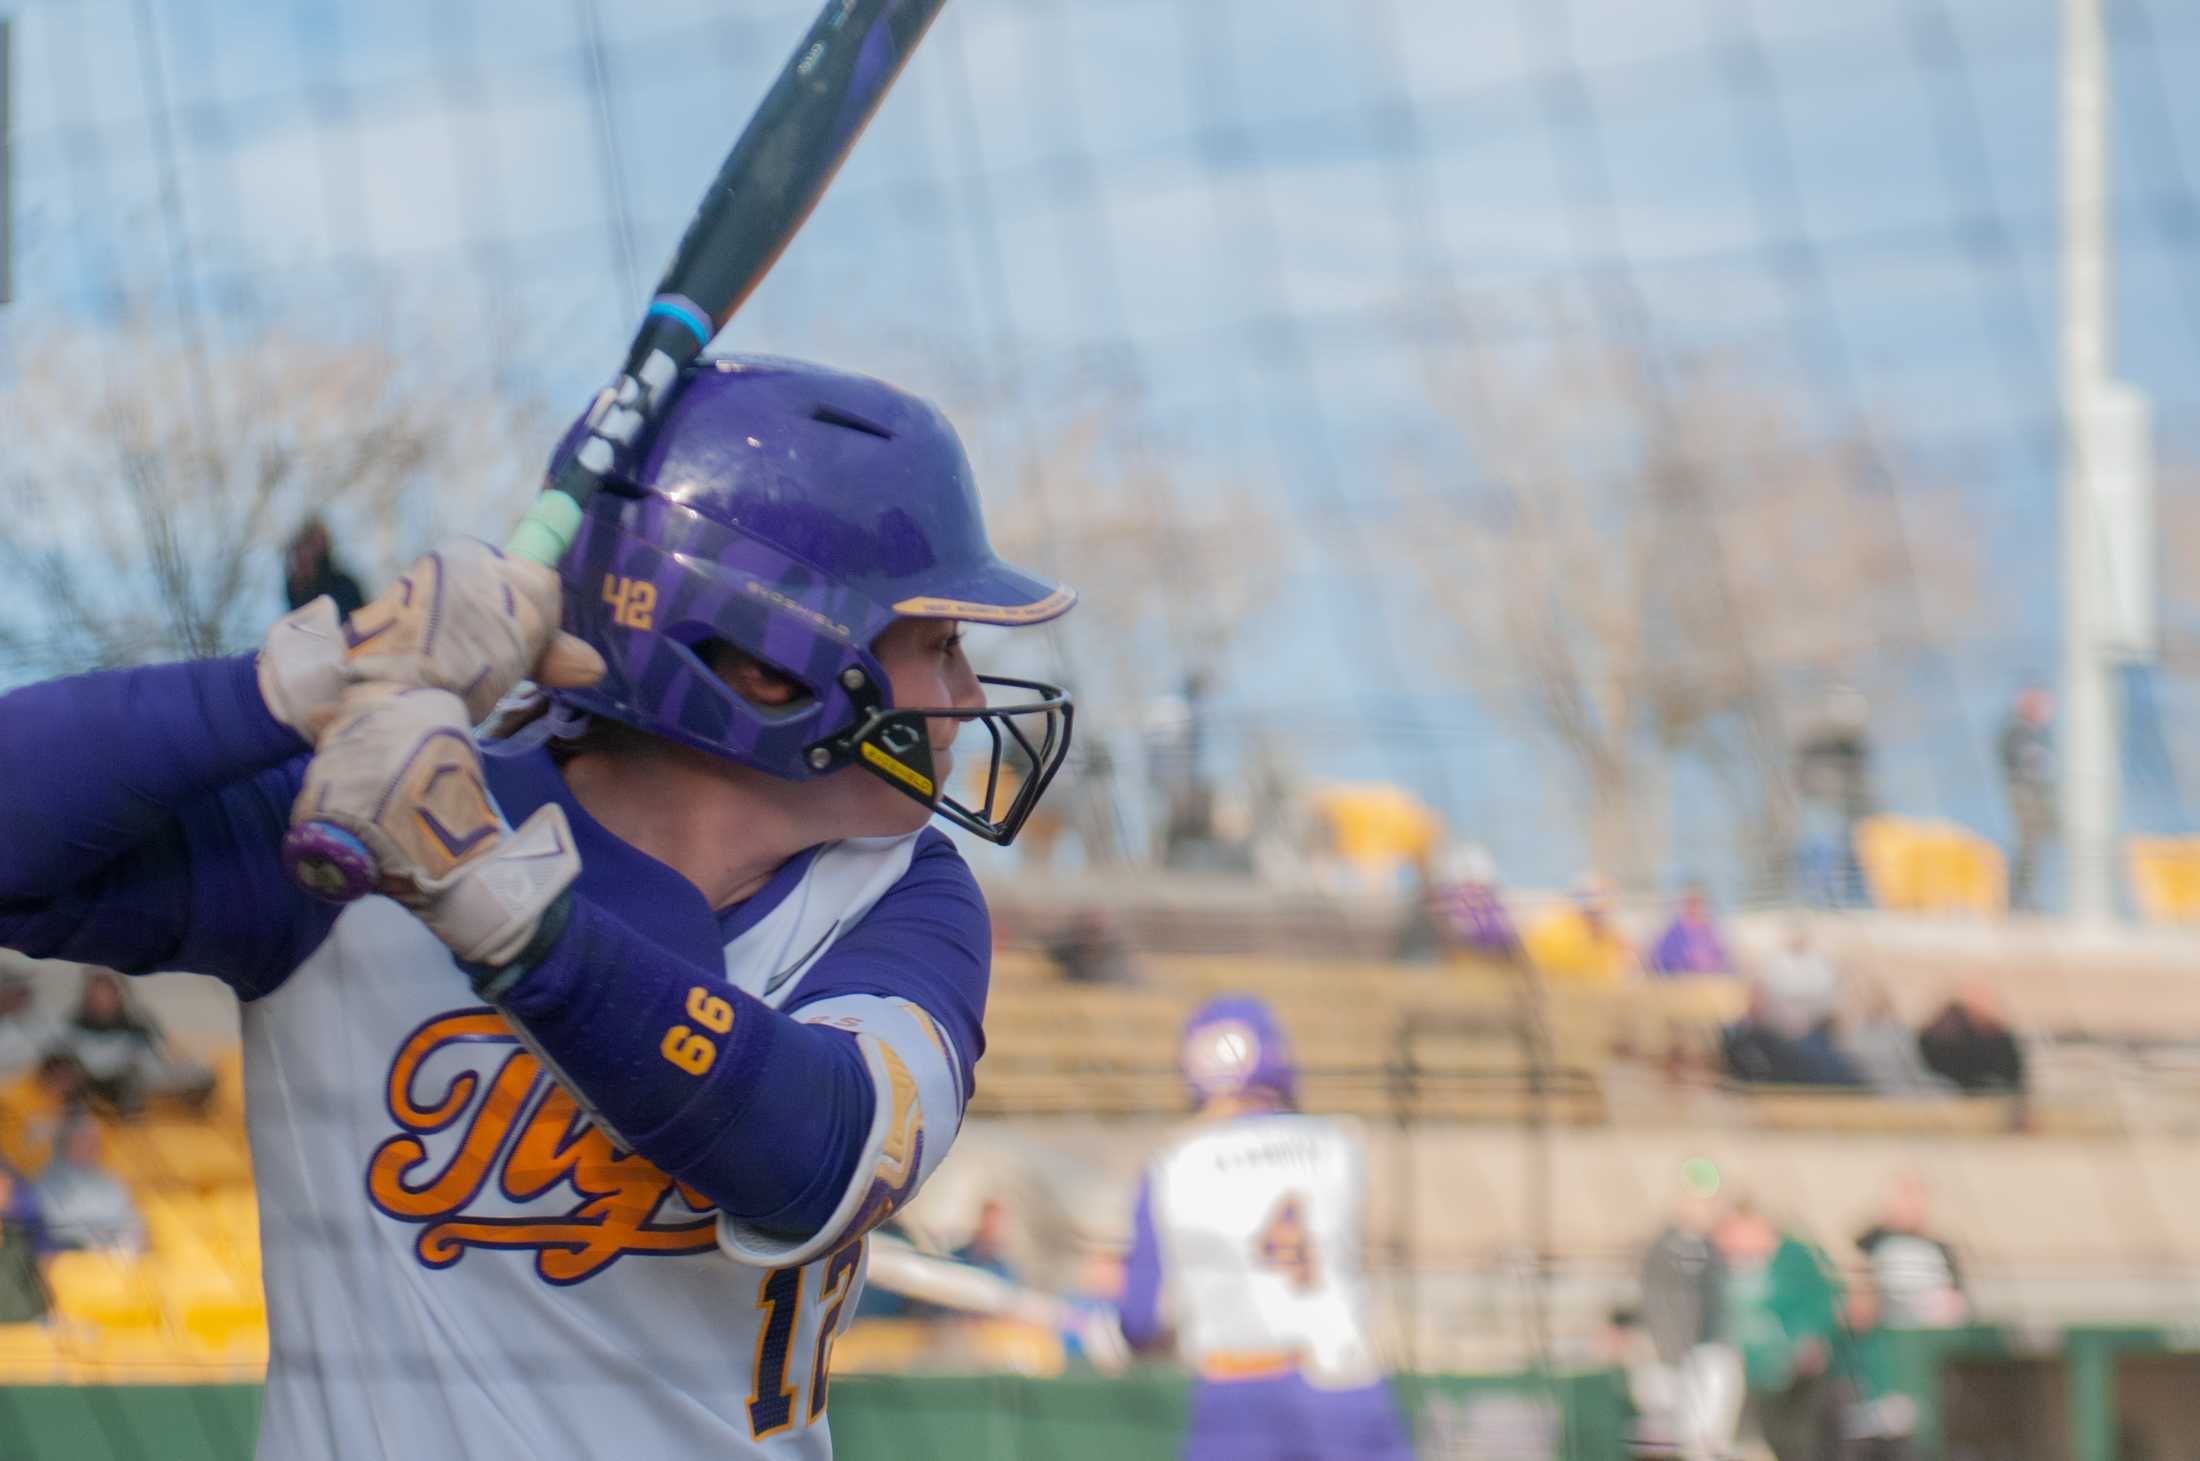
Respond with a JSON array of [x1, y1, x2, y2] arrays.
[[505, 489, 586, 568]]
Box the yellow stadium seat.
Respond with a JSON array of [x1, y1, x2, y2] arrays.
[[141, 1195, 216, 1262], [105, 1120, 254, 1191], [1855, 815, 2006, 913], [157, 1261, 265, 1350], [172, 1322, 267, 1374], [0, 1323, 61, 1382], [1309, 783, 1442, 885], [963, 1319, 1065, 1377], [831, 1319, 938, 1374], [46, 1252, 161, 1334], [2129, 837, 2200, 925], [56, 1329, 209, 1384]]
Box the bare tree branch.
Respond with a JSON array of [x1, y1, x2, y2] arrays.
[[1387, 320, 1979, 893], [0, 318, 553, 682]]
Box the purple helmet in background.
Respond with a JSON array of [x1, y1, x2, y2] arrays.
[[1179, 995, 1298, 1108], [552, 355, 1074, 844]]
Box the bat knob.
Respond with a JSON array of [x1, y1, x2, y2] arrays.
[[283, 823, 379, 904]]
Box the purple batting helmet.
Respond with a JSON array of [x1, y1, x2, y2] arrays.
[[1179, 995, 1298, 1107], [552, 355, 1074, 844]]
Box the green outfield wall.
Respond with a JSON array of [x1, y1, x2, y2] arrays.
[[1, 1339, 2193, 1460], [0, 1370, 1628, 1460]]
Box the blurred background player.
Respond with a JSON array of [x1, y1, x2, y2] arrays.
[[1118, 996, 1414, 1461], [1634, 1171, 1740, 1461]]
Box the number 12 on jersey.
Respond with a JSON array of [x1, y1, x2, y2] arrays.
[[748, 1239, 864, 1440]]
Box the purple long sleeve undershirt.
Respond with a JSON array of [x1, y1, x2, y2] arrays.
[[0, 656, 333, 989], [1118, 1175, 1166, 1351], [0, 656, 302, 896], [0, 655, 987, 1241]]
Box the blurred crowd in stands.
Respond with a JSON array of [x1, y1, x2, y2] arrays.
[[0, 965, 218, 1325], [1046, 662, 2200, 927], [1621, 1171, 1967, 1461], [1451, 876, 2028, 1102]]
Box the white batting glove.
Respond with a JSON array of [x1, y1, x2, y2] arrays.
[[291, 684, 581, 966], [258, 538, 605, 742]]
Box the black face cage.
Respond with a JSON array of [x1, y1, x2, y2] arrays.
[[809, 675, 1074, 846]]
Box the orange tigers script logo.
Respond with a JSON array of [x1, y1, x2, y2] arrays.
[[366, 1009, 720, 1284]]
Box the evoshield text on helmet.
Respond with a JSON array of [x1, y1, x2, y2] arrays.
[[550, 356, 1073, 845]]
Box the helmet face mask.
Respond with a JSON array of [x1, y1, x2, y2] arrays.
[[817, 674, 1074, 845], [550, 355, 1076, 847]]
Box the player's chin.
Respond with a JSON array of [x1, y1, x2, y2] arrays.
[[860, 777, 944, 838]]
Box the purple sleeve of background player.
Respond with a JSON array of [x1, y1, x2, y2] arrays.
[[0, 656, 335, 997], [1118, 1174, 1167, 1351]]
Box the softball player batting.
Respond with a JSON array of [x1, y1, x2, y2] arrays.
[[0, 357, 1074, 1458]]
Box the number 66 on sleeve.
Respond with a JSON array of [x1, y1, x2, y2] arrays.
[[662, 986, 736, 1076]]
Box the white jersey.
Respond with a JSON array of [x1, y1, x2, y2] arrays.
[[1139, 1113, 1383, 1387], [241, 831, 967, 1461]]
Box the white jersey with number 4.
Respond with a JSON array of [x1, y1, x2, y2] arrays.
[[1143, 1113, 1383, 1387]]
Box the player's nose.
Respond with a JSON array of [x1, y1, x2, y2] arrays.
[[947, 659, 984, 713]]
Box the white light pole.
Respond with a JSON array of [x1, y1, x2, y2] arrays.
[[2059, 0, 2114, 921], [2060, 0, 2154, 921]]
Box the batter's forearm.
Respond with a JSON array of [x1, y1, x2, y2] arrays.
[[0, 656, 305, 898], [474, 895, 875, 1239]]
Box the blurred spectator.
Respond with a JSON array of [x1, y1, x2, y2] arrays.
[[1524, 877, 1635, 984], [1722, 986, 1863, 1087], [1392, 860, 1445, 964], [1043, 912, 1138, 986], [1998, 686, 2056, 913], [56, 971, 215, 1117], [1757, 923, 1842, 1040], [0, 1169, 47, 1324], [1717, 1202, 1848, 1461], [1646, 884, 1734, 977], [1425, 845, 1521, 963], [1637, 1186, 1740, 1461], [1147, 675, 1226, 869], [1723, 922, 1861, 1086], [33, 1117, 143, 1256], [1840, 986, 1954, 1097], [1793, 686, 1876, 906], [1855, 1176, 1967, 1329], [0, 1053, 91, 1177], [283, 516, 365, 618], [0, 971, 59, 1080], [1916, 982, 2026, 1095], [952, 1198, 1017, 1286]]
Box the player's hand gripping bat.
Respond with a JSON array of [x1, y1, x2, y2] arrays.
[[282, 0, 947, 902]]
